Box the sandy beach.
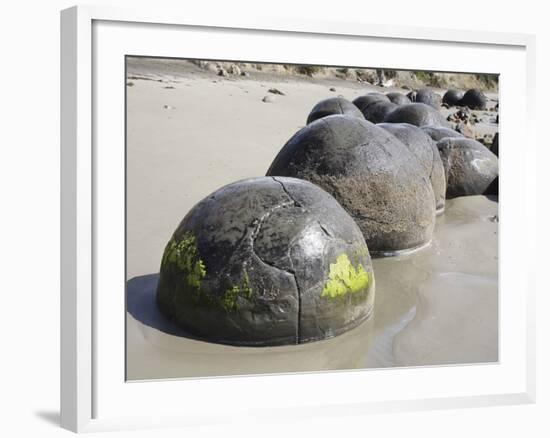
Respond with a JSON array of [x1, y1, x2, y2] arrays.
[[125, 57, 498, 380]]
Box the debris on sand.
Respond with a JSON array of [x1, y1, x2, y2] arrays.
[[268, 88, 285, 95]]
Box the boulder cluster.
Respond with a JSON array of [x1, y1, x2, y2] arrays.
[[155, 86, 498, 346]]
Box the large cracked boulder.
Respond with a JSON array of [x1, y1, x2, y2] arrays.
[[378, 123, 446, 214], [415, 88, 442, 109], [267, 115, 436, 255], [156, 176, 375, 346], [360, 101, 398, 123], [386, 92, 411, 105], [306, 97, 364, 124], [442, 89, 464, 107], [460, 89, 488, 110], [436, 138, 499, 198], [421, 125, 464, 142], [383, 103, 449, 127]]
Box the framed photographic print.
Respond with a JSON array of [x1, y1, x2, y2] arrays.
[[61, 5, 536, 433]]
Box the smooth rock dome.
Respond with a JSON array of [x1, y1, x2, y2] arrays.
[[436, 138, 499, 198], [352, 93, 390, 113], [156, 176, 375, 346], [383, 103, 449, 127], [306, 97, 364, 124], [421, 125, 464, 142], [442, 89, 465, 107], [460, 89, 488, 110], [415, 88, 442, 109], [378, 123, 446, 214], [360, 101, 398, 123], [386, 92, 411, 105], [267, 115, 436, 255]]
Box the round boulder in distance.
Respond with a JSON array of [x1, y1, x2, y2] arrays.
[[386, 92, 411, 105], [442, 89, 465, 107], [436, 137, 499, 198], [306, 97, 364, 124], [267, 115, 436, 255], [361, 101, 398, 124], [383, 103, 449, 127], [352, 93, 390, 113], [460, 89, 488, 110], [156, 176, 375, 346], [378, 123, 446, 214], [415, 88, 442, 109], [421, 125, 464, 142]]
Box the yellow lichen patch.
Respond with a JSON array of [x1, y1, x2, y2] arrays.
[[161, 233, 206, 290], [321, 254, 369, 299], [222, 272, 253, 312]]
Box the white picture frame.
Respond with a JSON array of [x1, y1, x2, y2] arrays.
[[60, 4, 536, 433]]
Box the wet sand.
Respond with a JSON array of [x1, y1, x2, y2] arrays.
[[125, 58, 498, 381]]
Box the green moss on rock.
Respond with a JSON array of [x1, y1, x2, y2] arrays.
[[161, 233, 206, 291], [222, 272, 253, 312], [321, 254, 369, 299]]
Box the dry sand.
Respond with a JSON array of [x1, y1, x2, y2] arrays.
[[125, 58, 498, 381]]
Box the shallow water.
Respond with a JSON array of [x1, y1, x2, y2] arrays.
[[126, 195, 498, 381]]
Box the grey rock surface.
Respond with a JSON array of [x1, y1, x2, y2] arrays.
[[421, 125, 464, 142], [491, 132, 499, 157], [442, 89, 465, 107], [156, 176, 375, 346], [386, 92, 411, 105], [415, 88, 442, 109], [306, 97, 364, 124], [383, 103, 449, 127], [267, 115, 436, 255], [378, 123, 446, 214], [436, 138, 499, 198], [460, 89, 488, 110], [352, 93, 390, 113], [360, 101, 398, 123]]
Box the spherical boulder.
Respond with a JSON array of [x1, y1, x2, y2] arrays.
[[383, 103, 449, 127], [460, 89, 488, 110], [306, 97, 364, 124], [386, 92, 411, 105], [267, 115, 436, 255], [442, 89, 464, 107], [378, 123, 446, 214], [436, 138, 499, 198], [156, 176, 375, 346], [415, 88, 442, 109], [421, 125, 464, 142], [352, 93, 390, 112], [360, 101, 398, 123]]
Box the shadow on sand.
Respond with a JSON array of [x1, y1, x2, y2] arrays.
[[126, 274, 203, 339]]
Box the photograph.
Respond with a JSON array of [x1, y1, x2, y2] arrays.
[[124, 56, 499, 381]]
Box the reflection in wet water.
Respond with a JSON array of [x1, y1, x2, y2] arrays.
[[126, 196, 498, 380]]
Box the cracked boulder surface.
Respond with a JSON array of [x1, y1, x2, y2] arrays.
[[436, 137, 499, 198], [306, 97, 365, 124], [156, 176, 375, 346], [421, 125, 464, 142], [383, 103, 449, 128], [266, 115, 436, 255], [378, 123, 446, 214]]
